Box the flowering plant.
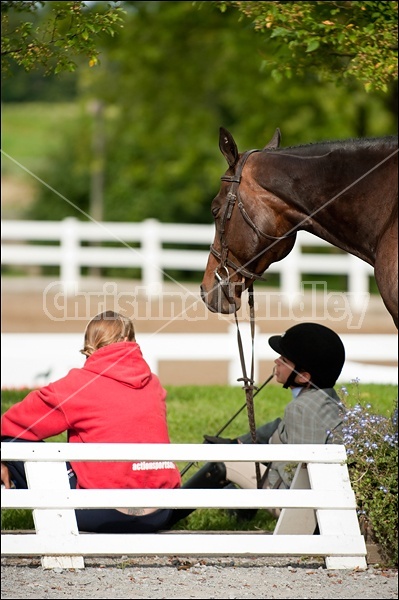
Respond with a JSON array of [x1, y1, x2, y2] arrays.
[[340, 381, 398, 567]]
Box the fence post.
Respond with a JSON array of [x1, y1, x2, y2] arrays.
[[60, 217, 80, 296], [347, 255, 371, 313], [25, 461, 84, 569], [141, 219, 163, 296], [279, 242, 301, 304]]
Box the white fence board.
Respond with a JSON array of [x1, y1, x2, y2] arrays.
[[2, 488, 355, 510], [2, 533, 366, 558], [1, 442, 347, 463], [1, 330, 397, 388]]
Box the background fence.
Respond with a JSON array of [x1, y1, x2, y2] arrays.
[[2, 328, 397, 389], [1, 218, 374, 310]]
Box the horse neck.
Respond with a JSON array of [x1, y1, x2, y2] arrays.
[[257, 144, 397, 263]]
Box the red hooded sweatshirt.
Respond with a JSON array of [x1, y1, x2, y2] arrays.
[[1, 341, 181, 490]]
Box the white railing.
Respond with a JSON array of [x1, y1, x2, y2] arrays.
[[1, 218, 374, 308], [1, 329, 397, 388], [1, 442, 367, 570]]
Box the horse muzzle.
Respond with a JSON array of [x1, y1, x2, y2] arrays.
[[200, 273, 243, 314]]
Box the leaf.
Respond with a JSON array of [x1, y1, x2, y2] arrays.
[[270, 27, 289, 39], [306, 39, 320, 53], [271, 68, 283, 83]]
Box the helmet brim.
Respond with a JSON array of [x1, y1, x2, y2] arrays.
[[268, 335, 284, 355], [268, 334, 297, 365]]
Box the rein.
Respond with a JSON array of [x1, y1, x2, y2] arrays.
[[231, 282, 263, 489]]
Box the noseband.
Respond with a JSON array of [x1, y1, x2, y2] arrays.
[[210, 148, 294, 288]]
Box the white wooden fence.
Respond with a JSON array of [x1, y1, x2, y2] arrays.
[[1, 329, 398, 388], [1, 442, 367, 570], [1, 218, 374, 308]]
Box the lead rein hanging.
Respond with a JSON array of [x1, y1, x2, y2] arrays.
[[234, 283, 262, 489], [179, 370, 274, 478]]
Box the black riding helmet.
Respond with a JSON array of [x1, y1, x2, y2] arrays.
[[268, 323, 345, 389]]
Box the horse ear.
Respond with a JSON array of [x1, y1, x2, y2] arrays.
[[219, 127, 239, 168], [263, 128, 281, 150]]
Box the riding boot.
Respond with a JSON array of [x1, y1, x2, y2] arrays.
[[203, 435, 238, 444], [168, 462, 228, 527], [182, 461, 228, 490]]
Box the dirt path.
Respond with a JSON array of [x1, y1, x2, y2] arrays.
[[2, 278, 396, 334]]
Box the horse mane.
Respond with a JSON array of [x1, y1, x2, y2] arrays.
[[264, 135, 398, 157]]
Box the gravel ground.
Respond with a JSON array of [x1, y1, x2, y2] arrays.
[[1, 556, 397, 599]]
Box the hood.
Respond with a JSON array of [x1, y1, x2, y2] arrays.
[[83, 342, 152, 389]]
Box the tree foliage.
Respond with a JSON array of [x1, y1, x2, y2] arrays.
[[1, 1, 126, 76], [217, 1, 398, 93], [23, 1, 395, 226], [3, 2, 397, 226]]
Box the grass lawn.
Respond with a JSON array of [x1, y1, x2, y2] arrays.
[[2, 102, 81, 178]]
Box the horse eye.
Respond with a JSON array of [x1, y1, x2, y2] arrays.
[[211, 206, 220, 218]]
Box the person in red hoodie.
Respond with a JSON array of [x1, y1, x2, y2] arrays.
[[1, 310, 181, 533]]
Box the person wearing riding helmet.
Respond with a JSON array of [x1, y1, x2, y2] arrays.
[[169, 322, 346, 525]]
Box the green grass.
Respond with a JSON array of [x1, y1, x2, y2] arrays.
[[1, 102, 80, 178], [1, 383, 397, 532], [2, 382, 396, 444]]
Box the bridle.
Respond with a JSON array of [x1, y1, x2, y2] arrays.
[[208, 149, 295, 489], [210, 148, 295, 293]]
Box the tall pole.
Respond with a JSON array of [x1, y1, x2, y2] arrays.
[[89, 99, 105, 223], [88, 99, 105, 277]]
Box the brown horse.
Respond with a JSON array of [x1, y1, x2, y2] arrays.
[[201, 127, 398, 327]]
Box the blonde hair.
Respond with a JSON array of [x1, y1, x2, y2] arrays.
[[80, 311, 135, 358]]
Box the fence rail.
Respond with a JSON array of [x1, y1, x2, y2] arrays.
[[1, 218, 374, 309], [2, 329, 397, 388]]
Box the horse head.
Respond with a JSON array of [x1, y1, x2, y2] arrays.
[[200, 127, 297, 314]]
